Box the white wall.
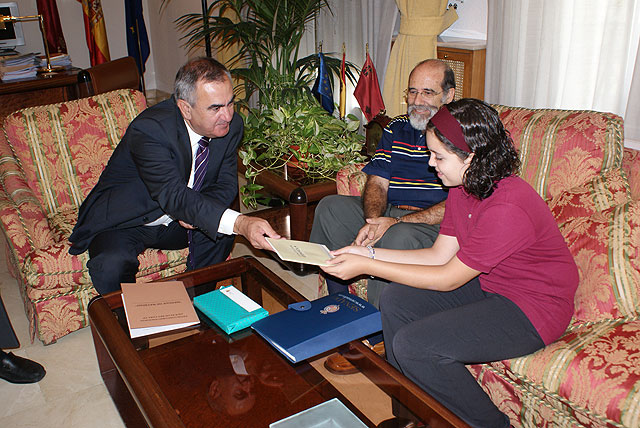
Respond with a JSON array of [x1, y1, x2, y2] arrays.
[[17, 0, 488, 91], [440, 0, 488, 40], [18, 0, 203, 92]]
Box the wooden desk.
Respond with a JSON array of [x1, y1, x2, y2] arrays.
[[0, 68, 81, 119]]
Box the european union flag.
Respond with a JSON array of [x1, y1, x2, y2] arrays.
[[125, 0, 150, 80], [312, 53, 335, 114]]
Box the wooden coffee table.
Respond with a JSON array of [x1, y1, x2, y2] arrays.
[[88, 257, 468, 428]]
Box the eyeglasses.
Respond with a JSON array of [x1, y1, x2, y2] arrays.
[[404, 88, 443, 99]]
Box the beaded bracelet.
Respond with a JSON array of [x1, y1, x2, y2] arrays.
[[366, 245, 375, 259]]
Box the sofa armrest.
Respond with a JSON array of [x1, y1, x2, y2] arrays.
[[623, 147, 640, 200], [336, 163, 367, 196], [0, 137, 59, 266], [0, 186, 59, 265]]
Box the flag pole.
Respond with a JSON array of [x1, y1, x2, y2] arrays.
[[339, 43, 346, 119], [134, 19, 147, 94], [201, 0, 211, 57]]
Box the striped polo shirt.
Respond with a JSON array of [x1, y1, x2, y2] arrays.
[[362, 115, 448, 208]]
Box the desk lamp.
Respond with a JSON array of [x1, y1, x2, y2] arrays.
[[0, 13, 63, 76]]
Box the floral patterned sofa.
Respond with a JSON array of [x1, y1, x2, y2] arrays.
[[325, 105, 640, 427], [0, 89, 188, 345]]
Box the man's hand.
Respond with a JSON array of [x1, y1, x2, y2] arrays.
[[233, 215, 281, 250], [354, 217, 399, 246], [178, 220, 195, 230]]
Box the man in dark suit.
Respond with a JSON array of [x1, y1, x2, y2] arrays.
[[69, 57, 280, 295]]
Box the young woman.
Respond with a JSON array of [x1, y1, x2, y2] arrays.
[[321, 99, 579, 428]]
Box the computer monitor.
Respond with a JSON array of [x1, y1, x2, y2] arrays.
[[0, 2, 25, 50]]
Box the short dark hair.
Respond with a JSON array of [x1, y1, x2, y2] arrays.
[[174, 57, 232, 105], [427, 98, 520, 199]]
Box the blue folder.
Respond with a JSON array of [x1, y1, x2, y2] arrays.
[[251, 293, 382, 363], [193, 285, 268, 334]]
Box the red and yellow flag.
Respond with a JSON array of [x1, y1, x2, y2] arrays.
[[78, 0, 110, 65], [339, 45, 346, 118]]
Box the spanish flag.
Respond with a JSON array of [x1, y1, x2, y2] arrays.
[[339, 45, 346, 118], [78, 0, 110, 66]]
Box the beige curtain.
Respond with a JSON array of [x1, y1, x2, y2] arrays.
[[382, 0, 457, 117]]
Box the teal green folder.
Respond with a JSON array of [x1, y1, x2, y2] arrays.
[[193, 285, 268, 334]]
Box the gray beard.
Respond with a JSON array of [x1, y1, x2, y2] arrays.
[[407, 105, 436, 131], [408, 113, 428, 131]]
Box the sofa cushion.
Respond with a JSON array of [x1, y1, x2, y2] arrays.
[[492, 105, 624, 200], [3, 89, 146, 218], [548, 168, 631, 225], [558, 199, 640, 324], [470, 317, 640, 428]]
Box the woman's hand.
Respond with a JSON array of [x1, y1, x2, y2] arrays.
[[321, 246, 372, 280]]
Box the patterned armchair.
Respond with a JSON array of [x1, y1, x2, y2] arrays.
[[327, 105, 640, 427], [0, 89, 188, 344]]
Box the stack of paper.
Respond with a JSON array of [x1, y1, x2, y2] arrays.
[[0, 53, 38, 81], [39, 53, 72, 69]]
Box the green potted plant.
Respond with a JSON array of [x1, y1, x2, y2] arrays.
[[240, 99, 365, 208], [167, 0, 366, 208]]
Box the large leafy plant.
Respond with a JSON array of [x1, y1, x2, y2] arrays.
[[240, 100, 366, 208]]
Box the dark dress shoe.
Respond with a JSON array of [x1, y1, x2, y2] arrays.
[[0, 351, 46, 384]]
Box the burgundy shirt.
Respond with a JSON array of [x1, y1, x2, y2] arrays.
[[439, 176, 579, 345]]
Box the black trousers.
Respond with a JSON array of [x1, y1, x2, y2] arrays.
[[380, 279, 545, 428], [87, 221, 235, 295], [0, 294, 19, 349]]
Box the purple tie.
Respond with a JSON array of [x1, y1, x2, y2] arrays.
[[192, 136, 210, 191], [188, 136, 210, 267]]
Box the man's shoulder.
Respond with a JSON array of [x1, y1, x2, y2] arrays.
[[128, 97, 180, 133], [139, 97, 177, 119], [385, 114, 411, 130]]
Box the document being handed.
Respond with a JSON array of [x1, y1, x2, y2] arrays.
[[266, 238, 334, 266]]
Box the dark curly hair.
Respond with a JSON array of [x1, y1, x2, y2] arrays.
[[426, 98, 520, 199]]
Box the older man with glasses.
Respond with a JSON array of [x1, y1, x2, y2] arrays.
[[310, 59, 455, 374]]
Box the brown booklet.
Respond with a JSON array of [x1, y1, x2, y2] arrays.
[[121, 281, 200, 338]]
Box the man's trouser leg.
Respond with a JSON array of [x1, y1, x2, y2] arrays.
[[88, 221, 187, 295], [188, 228, 235, 270], [310, 195, 367, 294], [310, 194, 365, 250], [365, 206, 440, 308]]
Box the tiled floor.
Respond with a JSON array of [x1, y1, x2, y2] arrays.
[[0, 238, 320, 428]]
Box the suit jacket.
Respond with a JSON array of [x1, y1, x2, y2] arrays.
[[69, 96, 243, 255]]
